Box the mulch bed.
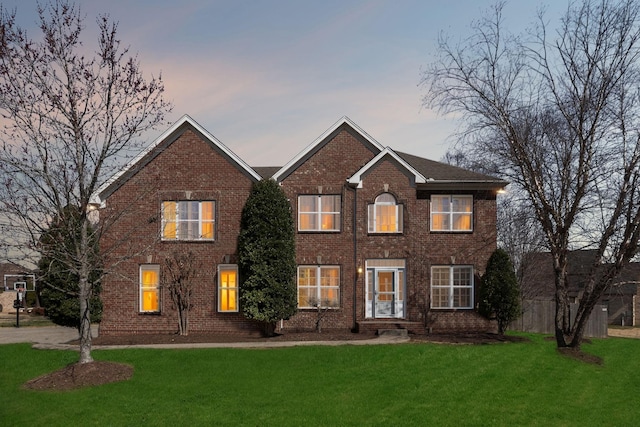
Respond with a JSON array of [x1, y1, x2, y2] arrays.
[[23, 361, 134, 391]]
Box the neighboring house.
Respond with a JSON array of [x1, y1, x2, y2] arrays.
[[520, 250, 640, 326], [0, 262, 35, 312], [93, 115, 507, 336]]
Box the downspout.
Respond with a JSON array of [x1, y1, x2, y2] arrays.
[[346, 182, 358, 332]]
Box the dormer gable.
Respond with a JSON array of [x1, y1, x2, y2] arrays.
[[272, 116, 384, 183], [347, 147, 427, 188]]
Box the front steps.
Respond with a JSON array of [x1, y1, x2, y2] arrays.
[[356, 320, 426, 336]]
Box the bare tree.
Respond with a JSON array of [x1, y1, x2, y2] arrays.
[[161, 251, 200, 336], [441, 148, 548, 301], [0, 1, 171, 363], [424, 0, 640, 349]]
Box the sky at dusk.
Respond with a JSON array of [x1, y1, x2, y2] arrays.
[[2, 0, 568, 167]]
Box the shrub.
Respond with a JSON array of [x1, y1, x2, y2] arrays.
[[479, 248, 520, 334]]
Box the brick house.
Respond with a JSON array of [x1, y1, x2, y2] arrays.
[[94, 115, 506, 336]]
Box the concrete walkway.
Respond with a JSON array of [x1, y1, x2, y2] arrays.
[[0, 325, 409, 350], [3, 325, 639, 350]]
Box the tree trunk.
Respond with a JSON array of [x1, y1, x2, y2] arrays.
[[78, 220, 94, 364], [178, 305, 189, 336], [553, 252, 571, 348], [78, 277, 93, 364], [262, 321, 276, 337]]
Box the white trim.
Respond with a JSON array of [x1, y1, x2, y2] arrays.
[[348, 147, 427, 188], [365, 259, 406, 319], [91, 115, 262, 206], [273, 116, 384, 182]]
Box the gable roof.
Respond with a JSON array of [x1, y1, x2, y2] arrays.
[[272, 116, 384, 182], [397, 151, 507, 190], [92, 115, 262, 206], [348, 147, 427, 188]]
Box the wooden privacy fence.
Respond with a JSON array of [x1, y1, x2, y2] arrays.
[[511, 300, 608, 338]]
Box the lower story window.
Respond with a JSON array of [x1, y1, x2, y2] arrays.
[[140, 265, 160, 313], [431, 265, 474, 309], [218, 264, 238, 312], [298, 266, 340, 308]]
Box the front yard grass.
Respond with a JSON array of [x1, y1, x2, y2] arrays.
[[1, 333, 639, 426]]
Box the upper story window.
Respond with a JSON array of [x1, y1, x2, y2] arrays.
[[162, 201, 215, 240], [368, 193, 403, 233], [430, 195, 473, 232], [431, 265, 474, 309], [298, 195, 341, 232]]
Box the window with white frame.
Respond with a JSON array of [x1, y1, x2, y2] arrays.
[[368, 193, 403, 233], [140, 264, 160, 313], [218, 264, 238, 312], [297, 266, 340, 308], [431, 265, 474, 309], [430, 195, 473, 231], [298, 195, 341, 231], [162, 201, 215, 240]]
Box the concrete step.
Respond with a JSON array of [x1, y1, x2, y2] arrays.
[[377, 328, 408, 337]]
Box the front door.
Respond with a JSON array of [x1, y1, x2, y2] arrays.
[[366, 260, 405, 319], [375, 270, 396, 317]]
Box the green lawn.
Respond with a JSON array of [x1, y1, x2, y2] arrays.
[[1, 334, 639, 426]]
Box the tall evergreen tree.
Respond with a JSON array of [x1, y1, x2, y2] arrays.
[[479, 249, 520, 335], [38, 205, 102, 330], [238, 179, 297, 336]]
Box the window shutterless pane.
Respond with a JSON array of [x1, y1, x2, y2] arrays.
[[297, 266, 339, 308], [431, 266, 473, 309], [453, 213, 472, 231], [369, 193, 403, 233], [321, 213, 339, 230], [162, 202, 177, 239], [161, 201, 216, 240], [453, 196, 472, 212], [431, 196, 449, 212], [218, 265, 238, 312], [201, 201, 215, 239], [140, 265, 160, 312], [298, 195, 340, 231], [431, 195, 472, 231]]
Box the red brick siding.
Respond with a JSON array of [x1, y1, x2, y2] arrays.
[[99, 129, 260, 335], [99, 125, 500, 335]]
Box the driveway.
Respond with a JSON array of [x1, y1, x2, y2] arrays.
[[0, 325, 97, 345]]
